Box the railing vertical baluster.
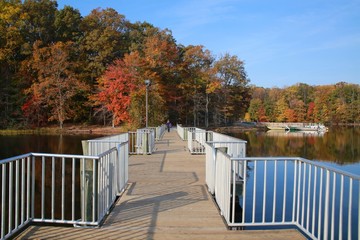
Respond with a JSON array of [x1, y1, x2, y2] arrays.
[[1, 164, 6, 239], [81, 158, 85, 222], [292, 160, 297, 223], [51, 156, 55, 220], [72, 158, 75, 221], [15, 160, 19, 228], [347, 178, 353, 240], [301, 163, 306, 226], [231, 161, 235, 224], [27, 156, 31, 220], [252, 160, 257, 223], [98, 158, 101, 219], [339, 175, 344, 240], [318, 168, 324, 239], [103, 156, 106, 216], [93, 158, 96, 222], [330, 172, 336, 240], [9, 161, 13, 233], [242, 160, 247, 224], [312, 166, 317, 235], [61, 157, 65, 220], [282, 160, 287, 223], [41, 156, 45, 220], [272, 160, 277, 223], [21, 158, 25, 224], [296, 161, 302, 224], [262, 160, 267, 223], [323, 170, 330, 240], [306, 164, 311, 231], [31, 156, 35, 219]]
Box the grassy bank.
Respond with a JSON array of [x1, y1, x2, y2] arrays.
[[0, 125, 129, 135]]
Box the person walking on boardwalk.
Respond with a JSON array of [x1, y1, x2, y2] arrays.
[[166, 120, 172, 132]]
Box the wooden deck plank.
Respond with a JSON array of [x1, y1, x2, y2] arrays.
[[16, 130, 305, 240]]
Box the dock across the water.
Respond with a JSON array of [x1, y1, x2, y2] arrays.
[[16, 130, 305, 240]]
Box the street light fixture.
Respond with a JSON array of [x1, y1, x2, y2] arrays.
[[145, 80, 151, 128]]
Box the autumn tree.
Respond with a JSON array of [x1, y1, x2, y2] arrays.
[[79, 8, 130, 85], [214, 53, 250, 125], [178, 45, 214, 126], [21, 0, 58, 45], [141, 29, 179, 122], [24, 41, 87, 128], [248, 98, 262, 121], [93, 59, 137, 127], [0, 0, 26, 126], [54, 5, 82, 42]]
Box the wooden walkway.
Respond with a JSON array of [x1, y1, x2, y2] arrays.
[[17, 130, 305, 239]]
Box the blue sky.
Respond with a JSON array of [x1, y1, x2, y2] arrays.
[[57, 0, 360, 88]]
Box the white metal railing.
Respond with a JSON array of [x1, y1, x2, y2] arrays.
[[187, 129, 212, 154], [148, 124, 166, 141], [205, 140, 247, 195], [176, 124, 195, 141], [206, 141, 360, 239], [85, 133, 128, 156], [0, 135, 128, 240], [128, 128, 155, 154]]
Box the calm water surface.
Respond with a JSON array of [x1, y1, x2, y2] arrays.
[[223, 126, 360, 175], [0, 127, 359, 175], [0, 133, 105, 159]]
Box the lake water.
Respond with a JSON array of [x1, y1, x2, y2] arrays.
[[222, 126, 360, 175], [0, 133, 104, 159], [0, 126, 359, 174]]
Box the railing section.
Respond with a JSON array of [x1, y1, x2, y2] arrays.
[[206, 140, 360, 239], [205, 138, 247, 195], [187, 129, 213, 154], [128, 125, 164, 155], [0, 134, 129, 240], [176, 124, 195, 141], [148, 124, 166, 141], [128, 128, 155, 154]]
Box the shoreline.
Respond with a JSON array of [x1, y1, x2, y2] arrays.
[[0, 125, 128, 135]]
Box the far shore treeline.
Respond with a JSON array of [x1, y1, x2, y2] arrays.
[[1, 1, 359, 130]]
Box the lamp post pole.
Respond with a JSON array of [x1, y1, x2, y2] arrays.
[[145, 80, 150, 128]]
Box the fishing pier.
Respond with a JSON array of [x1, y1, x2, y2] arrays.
[[1, 125, 359, 239]]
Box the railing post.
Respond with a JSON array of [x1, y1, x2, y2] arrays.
[[81, 142, 95, 224]]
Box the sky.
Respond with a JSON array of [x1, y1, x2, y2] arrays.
[[56, 0, 360, 88]]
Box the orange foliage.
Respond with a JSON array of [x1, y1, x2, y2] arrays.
[[96, 59, 137, 126]]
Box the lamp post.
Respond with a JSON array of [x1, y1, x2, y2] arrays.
[[145, 80, 151, 128]]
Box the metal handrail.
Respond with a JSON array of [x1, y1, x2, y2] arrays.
[[0, 134, 129, 240], [206, 141, 360, 239]]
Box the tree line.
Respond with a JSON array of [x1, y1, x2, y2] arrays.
[[247, 82, 360, 124], [1, 1, 358, 130], [0, 0, 250, 129]]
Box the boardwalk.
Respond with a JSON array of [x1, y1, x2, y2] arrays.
[[17, 130, 305, 240]]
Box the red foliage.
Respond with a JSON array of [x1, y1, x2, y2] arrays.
[[96, 60, 137, 125], [307, 102, 315, 122]]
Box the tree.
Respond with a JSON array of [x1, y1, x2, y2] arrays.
[[54, 6, 82, 42], [79, 8, 130, 84], [214, 53, 250, 125], [178, 45, 214, 126], [21, 0, 58, 45], [306, 102, 315, 122], [248, 98, 262, 121], [0, 0, 26, 127], [314, 85, 334, 123], [24, 41, 87, 128], [94, 60, 135, 126]]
